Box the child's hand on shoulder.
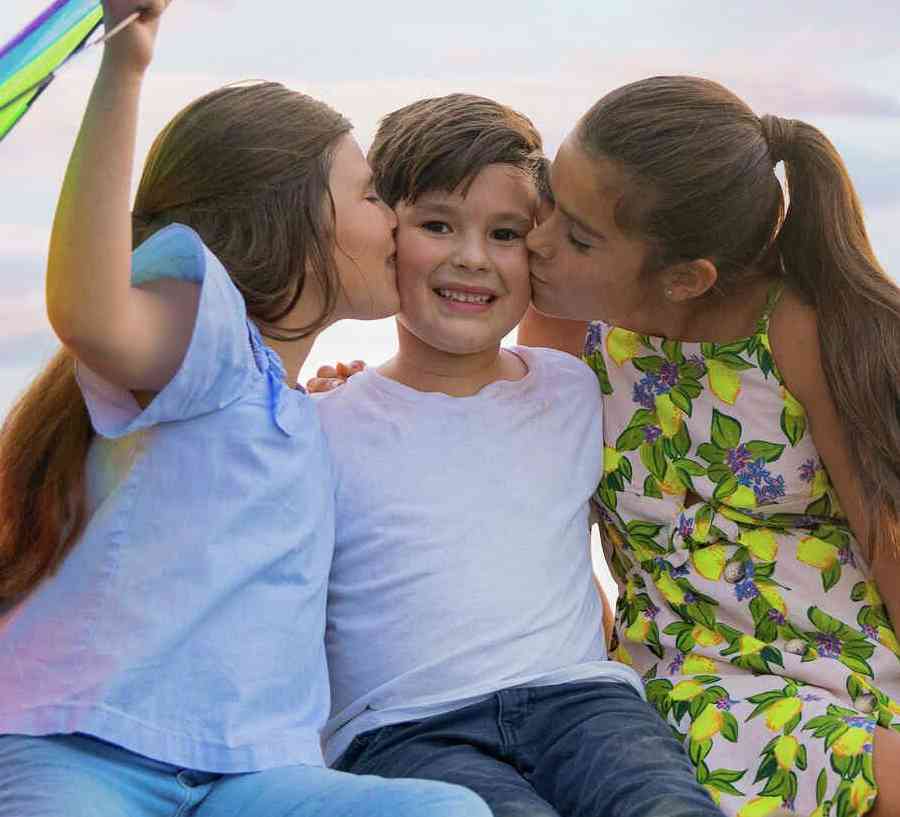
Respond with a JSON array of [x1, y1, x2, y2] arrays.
[[306, 361, 366, 393], [101, 0, 172, 75]]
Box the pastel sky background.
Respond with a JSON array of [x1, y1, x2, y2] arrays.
[[1, 1, 897, 597], [2, 0, 899, 416]]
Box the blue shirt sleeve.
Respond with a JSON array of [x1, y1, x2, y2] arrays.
[[76, 224, 255, 437]]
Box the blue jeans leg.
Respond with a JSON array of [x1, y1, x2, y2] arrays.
[[338, 729, 559, 817], [523, 682, 723, 817], [0, 733, 214, 817], [197, 764, 492, 817], [0, 733, 490, 817]]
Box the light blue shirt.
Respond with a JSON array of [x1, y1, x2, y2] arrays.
[[0, 225, 334, 773]]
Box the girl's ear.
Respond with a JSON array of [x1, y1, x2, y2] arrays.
[[662, 258, 718, 302]]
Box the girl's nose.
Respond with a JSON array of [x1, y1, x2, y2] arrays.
[[526, 219, 555, 260], [381, 200, 399, 230]]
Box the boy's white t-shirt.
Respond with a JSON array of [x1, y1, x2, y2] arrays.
[[317, 345, 643, 764]]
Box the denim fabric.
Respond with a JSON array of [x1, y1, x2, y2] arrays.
[[335, 681, 724, 817], [0, 733, 492, 817]]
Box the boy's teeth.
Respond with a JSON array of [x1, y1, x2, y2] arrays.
[[437, 288, 492, 304]]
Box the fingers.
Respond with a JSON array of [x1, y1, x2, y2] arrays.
[[310, 360, 366, 392], [136, 0, 172, 21], [101, 0, 170, 35], [317, 361, 366, 379], [335, 360, 366, 378], [306, 377, 346, 394]]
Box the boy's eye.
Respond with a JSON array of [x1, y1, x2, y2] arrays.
[[492, 228, 522, 242], [567, 231, 592, 253], [422, 221, 451, 234]]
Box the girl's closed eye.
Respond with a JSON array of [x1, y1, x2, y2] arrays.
[[567, 231, 592, 252]]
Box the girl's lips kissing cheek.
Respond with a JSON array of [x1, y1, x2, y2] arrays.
[[433, 286, 497, 314]]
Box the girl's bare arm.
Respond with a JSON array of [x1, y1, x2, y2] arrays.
[[46, 0, 198, 392], [770, 290, 900, 630]]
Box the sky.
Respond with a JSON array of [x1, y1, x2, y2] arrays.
[[1, 0, 899, 416]]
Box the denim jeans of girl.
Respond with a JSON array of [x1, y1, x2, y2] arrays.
[[0, 733, 490, 817]]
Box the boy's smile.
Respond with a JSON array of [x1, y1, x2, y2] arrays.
[[393, 163, 536, 357]]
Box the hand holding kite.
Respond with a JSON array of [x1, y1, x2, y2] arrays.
[[0, 0, 172, 142], [101, 0, 171, 75]]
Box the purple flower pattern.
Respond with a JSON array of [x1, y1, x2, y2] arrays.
[[590, 317, 900, 813], [643, 425, 662, 443], [814, 634, 842, 659], [631, 362, 681, 409], [798, 458, 820, 484], [677, 515, 695, 539], [726, 445, 787, 503]]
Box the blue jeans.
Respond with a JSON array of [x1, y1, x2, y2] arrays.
[[335, 681, 724, 817], [0, 733, 491, 817]]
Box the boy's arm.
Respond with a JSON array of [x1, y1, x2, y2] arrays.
[[593, 574, 616, 648], [517, 306, 588, 357], [46, 0, 199, 393]]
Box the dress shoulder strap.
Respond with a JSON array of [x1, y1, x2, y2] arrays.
[[755, 280, 785, 336]]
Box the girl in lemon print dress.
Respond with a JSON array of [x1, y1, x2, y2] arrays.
[[520, 76, 900, 817]]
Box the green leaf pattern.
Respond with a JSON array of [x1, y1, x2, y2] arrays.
[[584, 301, 900, 817]]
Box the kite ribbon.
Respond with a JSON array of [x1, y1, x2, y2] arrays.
[[0, 0, 139, 143]]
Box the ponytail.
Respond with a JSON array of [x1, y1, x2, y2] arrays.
[[762, 115, 900, 558], [0, 349, 93, 602], [579, 77, 899, 558]]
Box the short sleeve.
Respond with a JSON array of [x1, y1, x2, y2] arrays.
[[76, 224, 254, 437]]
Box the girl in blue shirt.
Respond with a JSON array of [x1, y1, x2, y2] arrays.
[[0, 3, 489, 817]]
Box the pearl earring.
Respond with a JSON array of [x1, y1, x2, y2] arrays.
[[665, 288, 674, 299]]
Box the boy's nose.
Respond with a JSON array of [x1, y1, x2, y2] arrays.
[[452, 237, 490, 272]]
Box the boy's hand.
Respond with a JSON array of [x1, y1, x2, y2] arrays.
[[306, 360, 366, 393], [102, 0, 172, 74]]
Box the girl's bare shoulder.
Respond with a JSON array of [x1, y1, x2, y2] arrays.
[[767, 285, 822, 404]]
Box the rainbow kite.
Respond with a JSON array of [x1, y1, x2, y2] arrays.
[[0, 0, 105, 142]]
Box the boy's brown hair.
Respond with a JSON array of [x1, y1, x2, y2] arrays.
[[368, 93, 543, 207]]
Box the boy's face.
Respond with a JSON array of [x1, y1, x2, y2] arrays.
[[393, 164, 536, 356]]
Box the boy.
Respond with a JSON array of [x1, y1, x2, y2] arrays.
[[315, 94, 723, 817]]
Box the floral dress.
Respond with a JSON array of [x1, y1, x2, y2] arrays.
[[583, 288, 900, 817]]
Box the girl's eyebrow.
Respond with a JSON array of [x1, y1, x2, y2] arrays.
[[557, 202, 605, 239]]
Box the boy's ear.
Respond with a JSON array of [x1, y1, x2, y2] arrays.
[[662, 258, 718, 302]]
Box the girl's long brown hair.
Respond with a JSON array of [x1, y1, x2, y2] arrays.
[[0, 83, 351, 603], [579, 76, 900, 558]]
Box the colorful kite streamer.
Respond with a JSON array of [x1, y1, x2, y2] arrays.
[[0, 0, 104, 142]]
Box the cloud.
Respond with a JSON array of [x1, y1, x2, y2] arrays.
[[0, 223, 49, 259], [0, 287, 48, 339]]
